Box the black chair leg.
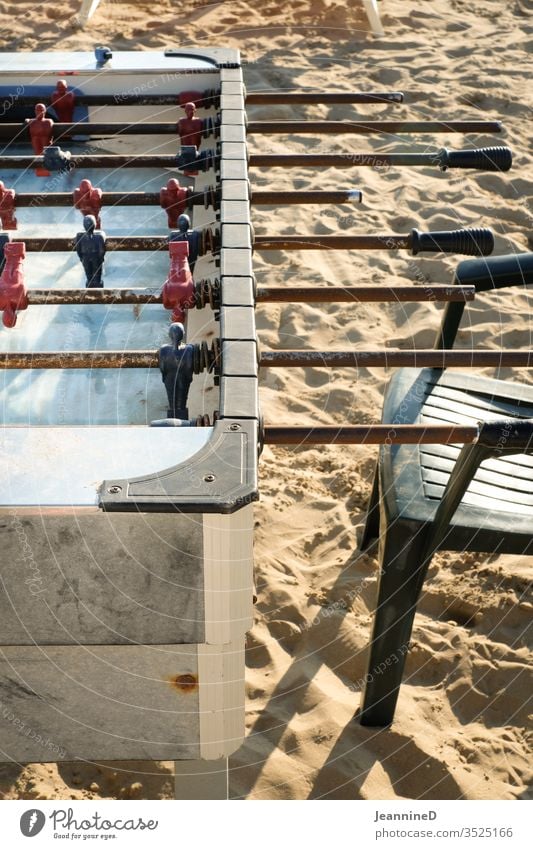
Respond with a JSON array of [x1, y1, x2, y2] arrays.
[[359, 463, 380, 551], [359, 516, 430, 726]]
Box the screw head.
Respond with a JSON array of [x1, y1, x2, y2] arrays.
[[203, 474, 216, 483], [107, 485, 122, 494], [229, 423, 241, 431]]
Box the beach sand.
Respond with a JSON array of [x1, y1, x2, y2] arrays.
[[0, 0, 531, 800]]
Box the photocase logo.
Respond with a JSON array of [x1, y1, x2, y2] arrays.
[[20, 809, 46, 837]]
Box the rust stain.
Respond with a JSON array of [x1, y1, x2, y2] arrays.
[[167, 673, 198, 694]]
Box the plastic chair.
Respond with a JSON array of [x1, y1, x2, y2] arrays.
[[363, 1, 385, 36], [359, 252, 533, 726], [78, 0, 102, 26]]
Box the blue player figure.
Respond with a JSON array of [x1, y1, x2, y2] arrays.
[[75, 214, 106, 288], [170, 213, 201, 273], [159, 322, 195, 420]]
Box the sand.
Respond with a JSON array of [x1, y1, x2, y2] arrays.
[[0, 0, 531, 800]]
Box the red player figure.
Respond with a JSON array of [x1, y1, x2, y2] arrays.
[[177, 102, 203, 149], [162, 240, 195, 323], [0, 242, 28, 328], [159, 178, 189, 229], [0, 182, 17, 230], [26, 103, 54, 176], [50, 79, 76, 124], [73, 179, 103, 228]]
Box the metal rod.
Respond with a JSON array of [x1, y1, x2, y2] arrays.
[[5, 232, 487, 253], [0, 154, 179, 169], [246, 91, 405, 104], [247, 121, 502, 136], [0, 352, 157, 369], [6, 234, 410, 252], [12, 237, 171, 252], [263, 425, 479, 445], [4, 94, 215, 107], [9, 90, 404, 107], [11, 189, 361, 208], [26, 288, 163, 305], [255, 235, 410, 251], [252, 189, 362, 205], [1, 350, 531, 370], [23, 285, 474, 307], [0, 149, 507, 171], [0, 120, 502, 139], [14, 191, 166, 207], [250, 153, 445, 168], [0, 123, 180, 139], [259, 350, 533, 368], [256, 286, 475, 303], [0, 152, 452, 169]]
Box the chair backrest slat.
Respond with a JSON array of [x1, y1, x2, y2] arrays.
[[418, 418, 533, 572]]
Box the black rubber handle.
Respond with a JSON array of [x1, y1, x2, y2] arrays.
[[478, 419, 533, 450], [411, 228, 494, 256], [438, 146, 512, 172], [454, 252, 533, 291]]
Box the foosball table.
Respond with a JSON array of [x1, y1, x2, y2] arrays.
[[0, 47, 529, 798]]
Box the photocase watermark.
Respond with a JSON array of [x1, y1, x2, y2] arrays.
[[28, 141, 104, 211], [405, 256, 432, 289], [1, 700, 66, 759], [29, 170, 71, 209], [340, 151, 392, 174], [20, 809, 46, 837], [8, 509, 45, 597], [19, 806, 159, 838], [390, 375, 427, 428], [321, 208, 360, 230], [0, 85, 25, 119], [347, 641, 411, 693], [56, 304, 87, 425], [494, 420, 512, 453], [303, 568, 383, 632], [113, 72, 186, 104]]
